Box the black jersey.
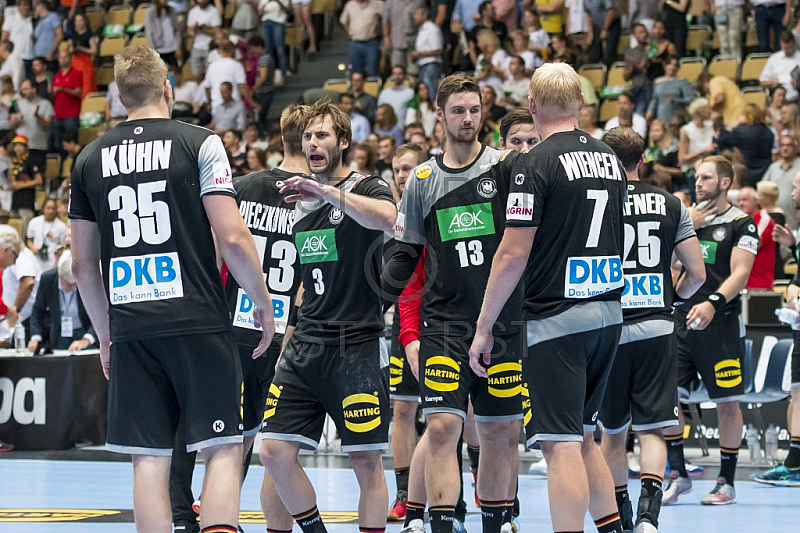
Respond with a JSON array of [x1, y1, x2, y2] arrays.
[[507, 129, 628, 319], [225, 168, 301, 348], [292, 172, 395, 345], [676, 205, 759, 316], [69, 118, 236, 342], [395, 146, 523, 335], [621, 181, 696, 323]]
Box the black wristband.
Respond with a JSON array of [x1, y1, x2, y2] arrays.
[[288, 302, 299, 328], [707, 292, 725, 313]]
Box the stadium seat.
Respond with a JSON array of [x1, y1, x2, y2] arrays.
[[130, 33, 148, 47], [741, 52, 771, 84], [599, 98, 619, 122], [322, 78, 348, 93], [745, 25, 759, 49], [81, 92, 107, 116], [712, 31, 720, 51], [79, 128, 100, 146], [578, 63, 607, 90], [616, 33, 629, 58], [45, 154, 61, 181], [364, 76, 381, 98], [285, 25, 303, 71], [686, 25, 711, 56], [742, 87, 767, 107], [105, 5, 132, 26], [96, 64, 115, 88], [133, 4, 150, 25], [99, 35, 127, 59], [708, 55, 740, 80], [85, 7, 104, 32], [677, 57, 706, 83], [606, 62, 628, 87], [34, 190, 46, 212], [7, 218, 22, 238]]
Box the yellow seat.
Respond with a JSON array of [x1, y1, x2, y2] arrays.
[[35, 190, 46, 212], [81, 92, 107, 115], [600, 99, 619, 123], [746, 26, 759, 48], [133, 4, 150, 26], [96, 64, 115, 88], [742, 88, 767, 107], [312, 0, 335, 15], [285, 25, 303, 50], [45, 154, 61, 181], [741, 53, 771, 84], [99, 36, 127, 59], [686, 25, 711, 56], [606, 62, 629, 87], [677, 57, 706, 83], [708, 56, 740, 80], [322, 78, 348, 93], [130, 33, 148, 47], [712, 31, 720, 51], [85, 7, 104, 32], [7, 218, 22, 238], [578, 63, 607, 90], [616, 33, 629, 57], [105, 5, 132, 26], [79, 127, 100, 146], [364, 77, 381, 98]]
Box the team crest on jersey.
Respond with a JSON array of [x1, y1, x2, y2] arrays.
[[477, 178, 497, 198], [415, 164, 433, 181], [713, 227, 727, 241], [514, 174, 524, 185], [748, 223, 757, 233], [329, 207, 344, 225]]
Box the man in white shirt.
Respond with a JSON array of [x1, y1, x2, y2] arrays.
[[13, 78, 54, 159], [378, 65, 415, 124], [340, 0, 384, 77], [0, 231, 42, 341], [1, 0, 34, 69], [202, 40, 258, 112], [187, 0, 222, 76], [760, 31, 800, 102], [603, 90, 648, 139], [337, 92, 371, 142], [105, 80, 129, 128], [211, 81, 247, 133], [411, 6, 443, 100], [499, 56, 529, 109], [0, 41, 24, 91]]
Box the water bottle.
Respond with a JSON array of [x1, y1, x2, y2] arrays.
[[745, 424, 763, 464], [14, 323, 25, 354], [765, 424, 779, 465], [775, 307, 800, 326]]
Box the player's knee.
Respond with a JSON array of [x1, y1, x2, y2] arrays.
[[348, 450, 383, 477], [425, 415, 462, 447], [478, 420, 517, 449], [393, 400, 417, 423], [716, 400, 741, 418], [259, 439, 295, 469]]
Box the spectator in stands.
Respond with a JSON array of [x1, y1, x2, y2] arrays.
[[716, 103, 775, 184], [412, 6, 443, 100], [627, 0, 660, 37], [0, 81, 14, 142], [752, 0, 791, 52], [57, 0, 88, 32], [452, 0, 483, 34], [624, 23, 652, 115], [231, 0, 260, 38], [405, 81, 436, 135], [383, 0, 421, 72], [762, 136, 800, 230], [250, 36, 275, 130], [647, 118, 684, 185], [13, 79, 53, 168], [767, 85, 787, 127], [679, 97, 715, 175], [579, 106, 604, 139], [293, 0, 318, 55], [28, 58, 51, 100], [376, 134, 395, 182], [203, 40, 258, 115], [761, 31, 800, 103], [337, 92, 371, 143], [604, 91, 647, 139], [50, 49, 82, 155], [146, 0, 183, 68], [8, 135, 41, 244], [187, 0, 223, 77], [378, 65, 415, 126], [493, 0, 517, 31], [535, 0, 565, 34], [33, 1, 63, 74], [67, 13, 98, 98], [466, 1, 508, 70], [737, 185, 777, 288], [340, 0, 384, 78], [509, 30, 540, 75], [104, 80, 129, 128], [26, 198, 68, 272], [696, 71, 746, 127], [474, 29, 508, 96], [662, 0, 689, 58], [549, 32, 576, 66], [246, 147, 267, 172], [59, 130, 81, 191], [499, 56, 529, 110], [350, 141, 378, 175], [478, 85, 506, 141], [244, 122, 268, 151], [1, 0, 34, 79], [756, 180, 789, 277], [584, 0, 620, 67], [374, 103, 405, 147], [647, 56, 693, 123], [258, 0, 291, 86], [776, 103, 800, 150], [1, 229, 41, 342], [649, 20, 677, 77], [351, 71, 378, 123], [0, 42, 23, 92], [708, 0, 745, 61], [522, 9, 550, 61], [223, 128, 248, 176], [211, 81, 247, 133]]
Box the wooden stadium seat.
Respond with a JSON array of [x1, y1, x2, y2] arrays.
[[616, 33, 629, 57], [600, 99, 619, 123], [105, 5, 132, 26], [133, 4, 150, 26], [364, 76, 381, 98], [130, 33, 148, 47], [81, 92, 107, 115], [578, 63, 607, 90], [99, 35, 127, 58], [606, 62, 628, 87], [7, 218, 22, 238], [745, 25, 759, 49], [686, 25, 711, 56], [677, 57, 706, 83], [35, 190, 46, 212], [85, 7, 104, 32], [96, 64, 115, 88], [741, 53, 771, 84], [742, 87, 767, 107], [322, 78, 348, 93], [79, 127, 100, 146], [45, 154, 61, 181], [708, 56, 740, 80]]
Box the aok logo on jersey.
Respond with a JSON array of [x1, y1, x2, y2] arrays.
[[486, 361, 522, 398], [714, 359, 743, 388], [110, 252, 184, 305], [436, 203, 495, 242], [621, 273, 664, 309], [233, 289, 289, 335], [564, 256, 623, 298], [296, 229, 338, 264], [424, 356, 460, 392], [699, 240, 718, 264], [342, 392, 382, 433]]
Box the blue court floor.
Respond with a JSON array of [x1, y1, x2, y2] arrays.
[[0, 459, 797, 532]]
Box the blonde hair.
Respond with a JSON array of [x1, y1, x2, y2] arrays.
[[648, 119, 672, 151], [687, 98, 709, 119], [476, 29, 501, 54], [114, 45, 168, 110], [742, 103, 767, 125], [280, 104, 308, 156], [757, 180, 780, 203], [0, 229, 20, 250], [57, 250, 75, 284], [527, 63, 582, 119]]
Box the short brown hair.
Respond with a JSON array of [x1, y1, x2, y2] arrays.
[[700, 155, 735, 188], [603, 127, 644, 171], [395, 143, 426, 165], [304, 99, 352, 161], [527, 63, 582, 119], [280, 104, 308, 157], [499, 108, 533, 142], [436, 72, 481, 110], [114, 45, 168, 110]]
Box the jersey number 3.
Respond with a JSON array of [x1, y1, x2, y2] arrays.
[[108, 181, 171, 248]]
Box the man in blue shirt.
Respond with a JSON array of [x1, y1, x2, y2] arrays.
[[33, 1, 63, 74]]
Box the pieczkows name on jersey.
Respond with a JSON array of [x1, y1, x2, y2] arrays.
[[565, 256, 623, 298], [110, 252, 184, 304]]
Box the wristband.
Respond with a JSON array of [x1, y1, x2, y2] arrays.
[[707, 292, 725, 313]]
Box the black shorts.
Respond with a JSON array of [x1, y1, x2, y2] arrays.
[[600, 320, 679, 434], [792, 329, 800, 388], [106, 332, 243, 455], [262, 336, 390, 452], [676, 310, 745, 401], [523, 301, 623, 444], [240, 343, 281, 436], [420, 330, 524, 422], [390, 340, 420, 401]]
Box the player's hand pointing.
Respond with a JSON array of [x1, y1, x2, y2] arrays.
[[278, 176, 326, 203], [469, 330, 493, 378]]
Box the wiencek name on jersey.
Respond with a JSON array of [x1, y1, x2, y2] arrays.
[[558, 150, 625, 182]]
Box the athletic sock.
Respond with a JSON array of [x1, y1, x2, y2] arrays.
[[637, 474, 663, 528], [640, 474, 663, 498], [202, 527, 237, 533], [292, 506, 327, 533], [429, 506, 455, 533], [784, 437, 800, 469], [395, 467, 410, 494], [267, 529, 292, 533], [467, 445, 480, 471], [719, 447, 739, 486], [359, 528, 386, 533], [665, 435, 688, 478], [404, 501, 425, 527], [480, 500, 506, 533], [614, 486, 633, 531], [502, 500, 515, 525], [594, 512, 623, 533]]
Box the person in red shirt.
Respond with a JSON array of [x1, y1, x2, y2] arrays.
[[738, 186, 776, 289], [50, 48, 82, 154]]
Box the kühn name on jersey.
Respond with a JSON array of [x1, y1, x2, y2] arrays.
[[558, 151, 623, 182], [101, 140, 173, 178], [239, 201, 294, 236], [622, 192, 667, 217]]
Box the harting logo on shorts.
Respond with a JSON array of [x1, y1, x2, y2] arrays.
[[342, 393, 382, 433], [389, 356, 404, 388], [424, 356, 460, 393], [263, 383, 282, 421], [487, 361, 523, 398], [296, 229, 338, 264], [436, 203, 495, 242], [110, 252, 184, 305], [714, 359, 743, 388], [520, 384, 532, 426]]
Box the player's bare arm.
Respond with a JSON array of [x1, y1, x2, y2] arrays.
[[673, 236, 706, 300], [686, 247, 755, 330]]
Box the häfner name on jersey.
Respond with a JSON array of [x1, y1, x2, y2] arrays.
[[558, 151, 623, 182], [564, 255, 624, 298], [102, 140, 172, 178]]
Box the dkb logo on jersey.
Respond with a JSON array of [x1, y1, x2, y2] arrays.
[[699, 240, 718, 264], [520, 384, 532, 427], [342, 393, 382, 433], [714, 359, 743, 389], [564, 256, 623, 298], [296, 229, 338, 264], [424, 356, 460, 392], [621, 273, 664, 309], [486, 361, 523, 398], [436, 203, 495, 242], [263, 383, 282, 422], [110, 252, 184, 305], [389, 356, 404, 389], [233, 290, 289, 334]]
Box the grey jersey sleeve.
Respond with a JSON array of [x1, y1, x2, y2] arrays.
[[394, 165, 427, 245], [198, 134, 236, 196], [675, 202, 696, 245]]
